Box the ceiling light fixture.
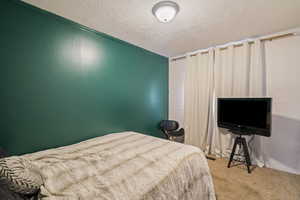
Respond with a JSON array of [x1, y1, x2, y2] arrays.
[[152, 1, 180, 23]]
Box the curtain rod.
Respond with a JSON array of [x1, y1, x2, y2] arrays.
[[170, 32, 296, 62]]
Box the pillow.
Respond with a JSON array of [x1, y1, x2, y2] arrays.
[[0, 156, 42, 195], [0, 183, 25, 200]]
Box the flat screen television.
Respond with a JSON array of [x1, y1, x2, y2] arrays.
[[217, 98, 272, 137]]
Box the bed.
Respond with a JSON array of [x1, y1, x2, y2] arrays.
[[1, 131, 216, 200]]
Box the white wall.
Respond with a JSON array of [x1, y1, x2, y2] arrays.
[[264, 36, 300, 174], [169, 58, 186, 128], [169, 35, 300, 174]]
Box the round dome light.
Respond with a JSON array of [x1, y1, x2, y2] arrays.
[[152, 1, 180, 23]]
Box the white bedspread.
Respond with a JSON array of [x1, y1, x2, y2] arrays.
[[23, 132, 216, 200]]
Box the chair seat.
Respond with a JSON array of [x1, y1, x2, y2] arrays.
[[168, 128, 184, 136]]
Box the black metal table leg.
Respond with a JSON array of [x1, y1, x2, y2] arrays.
[[227, 134, 252, 173], [228, 136, 238, 168], [241, 137, 252, 173]]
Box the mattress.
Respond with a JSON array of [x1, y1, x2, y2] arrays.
[[23, 132, 216, 200]]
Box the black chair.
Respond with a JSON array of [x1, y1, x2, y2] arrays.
[[159, 120, 185, 142]]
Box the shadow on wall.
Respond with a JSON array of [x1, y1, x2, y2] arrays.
[[264, 114, 300, 174]]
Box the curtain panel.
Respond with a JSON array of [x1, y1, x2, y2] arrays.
[[184, 50, 214, 150], [183, 40, 267, 166]]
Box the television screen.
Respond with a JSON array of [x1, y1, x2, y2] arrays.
[[217, 98, 272, 137]]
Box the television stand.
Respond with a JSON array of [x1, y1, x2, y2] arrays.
[[227, 130, 252, 173]]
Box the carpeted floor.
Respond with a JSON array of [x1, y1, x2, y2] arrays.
[[207, 158, 300, 200]]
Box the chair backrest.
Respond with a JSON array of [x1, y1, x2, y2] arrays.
[[159, 120, 179, 132]]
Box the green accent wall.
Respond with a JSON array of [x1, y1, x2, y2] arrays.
[[0, 0, 168, 155]]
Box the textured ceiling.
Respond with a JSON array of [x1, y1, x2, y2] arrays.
[[23, 0, 300, 57]]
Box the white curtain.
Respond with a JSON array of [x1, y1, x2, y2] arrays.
[[249, 40, 267, 166], [210, 43, 252, 157], [184, 40, 267, 165], [184, 49, 214, 150]]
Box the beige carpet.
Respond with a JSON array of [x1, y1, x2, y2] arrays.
[[207, 158, 300, 200]]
